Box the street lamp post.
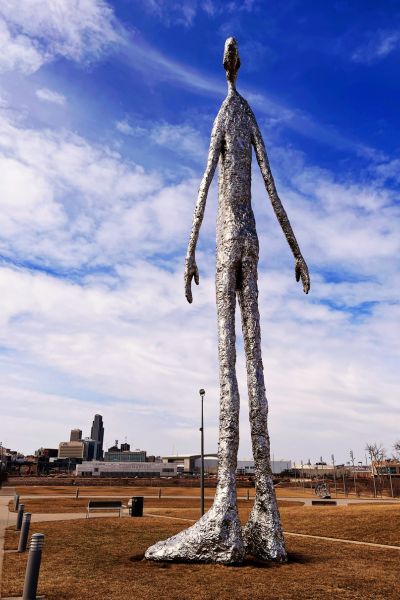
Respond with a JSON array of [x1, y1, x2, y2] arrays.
[[199, 389, 205, 517], [331, 454, 337, 498], [350, 450, 357, 496], [387, 466, 394, 498]]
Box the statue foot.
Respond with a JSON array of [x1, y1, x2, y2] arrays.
[[243, 500, 287, 562], [145, 503, 245, 564]]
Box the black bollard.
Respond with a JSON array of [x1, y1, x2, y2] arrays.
[[18, 512, 32, 552], [14, 493, 20, 512], [130, 496, 144, 517], [22, 533, 44, 600], [16, 503, 25, 530]]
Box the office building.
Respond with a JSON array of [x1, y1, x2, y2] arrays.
[[76, 460, 177, 478], [70, 429, 82, 442], [83, 439, 96, 461], [58, 441, 85, 459], [90, 414, 104, 460], [104, 449, 147, 462]]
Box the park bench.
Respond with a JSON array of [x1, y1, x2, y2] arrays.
[[311, 500, 337, 506], [86, 500, 125, 518]]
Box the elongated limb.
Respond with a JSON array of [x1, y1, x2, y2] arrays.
[[145, 245, 244, 564], [238, 250, 287, 562], [251, 116, 310, 295]]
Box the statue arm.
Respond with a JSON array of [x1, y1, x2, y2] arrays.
[[251, 116, 310, 294], [185, 116, 223, 303]]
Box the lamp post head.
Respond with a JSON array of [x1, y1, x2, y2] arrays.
[[199, 389, 205, 398]]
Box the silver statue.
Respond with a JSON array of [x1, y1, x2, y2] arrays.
[[145, 37, 310, 564]]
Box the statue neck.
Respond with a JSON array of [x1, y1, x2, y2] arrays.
[[227, 81, 237, 95]]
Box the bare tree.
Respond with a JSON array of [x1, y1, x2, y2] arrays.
[[366, 442, 386, 495], [393, 440, 400, 459]]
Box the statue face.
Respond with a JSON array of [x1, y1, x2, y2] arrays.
[[223, 37, 240, 84]]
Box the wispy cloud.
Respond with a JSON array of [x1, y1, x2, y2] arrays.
[[0, 0, 121, 74], [118, 31, 383, 160], [116, 118, 207, 160], [351, 30, 400, 64], [35, 88, 66, 105], [136, 0, 259, 28], [0, 101, 399, 459]]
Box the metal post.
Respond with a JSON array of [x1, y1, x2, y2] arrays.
[[369, 451, 377, 498], [16, 503, 25, 530], [199, 388, 205, 517], [18, 512, 32, 552], [247, 489, 250, 501], [388, 468, 394, 498], [342, 472, 346, 496], [22, 533, 44, 600], [350, 450, 357, 496], [331, 454, 337, 498], [14, 493, 20, 512], [75, 487, 80, 499], [158, 488, 161, 499]]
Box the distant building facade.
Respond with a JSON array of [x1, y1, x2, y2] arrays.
[[58, 441, 85, 459], [162, 454, 291, 475], [104, 450, 147, 462], [76, 460, 177, 478]]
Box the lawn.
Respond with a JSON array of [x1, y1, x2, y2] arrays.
[[13, 484, 331, 498], [8, 496, 303, 514], [3, 514, 399, 600]]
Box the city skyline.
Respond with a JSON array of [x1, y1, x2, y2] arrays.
[[0, 2, 399, 462]]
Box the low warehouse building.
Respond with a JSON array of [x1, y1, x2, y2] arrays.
[[75, 460, 177, 477]]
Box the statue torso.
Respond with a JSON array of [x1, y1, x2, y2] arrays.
[[215, 91, 257, 246]]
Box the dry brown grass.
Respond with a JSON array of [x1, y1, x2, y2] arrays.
[[15, 484, 347, 499], [9, 497, 302, 514], [3, 515, 399, 600], [279, 504, 400, 546]]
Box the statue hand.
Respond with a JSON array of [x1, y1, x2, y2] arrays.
[[295, 256, 310, 294], [185, 255, 199, 303]]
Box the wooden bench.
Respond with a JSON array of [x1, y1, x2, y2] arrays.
[[86, 500, 125, 518], [311, 500, 337, 506]]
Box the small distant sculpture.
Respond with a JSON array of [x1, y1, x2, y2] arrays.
[[315, 482, 331, 499], [145, 37, 310, 564]]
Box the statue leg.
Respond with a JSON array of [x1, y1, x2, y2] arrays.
[[145, 244, 244, 564], [238, 251, 287, 562]]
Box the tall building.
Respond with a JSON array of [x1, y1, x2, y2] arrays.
[[83, 439, 96, 461], [70, 429, 82, 442], [90, 414, 104, 460]]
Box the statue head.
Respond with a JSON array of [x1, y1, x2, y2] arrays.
[[223, 37, 240, 88]]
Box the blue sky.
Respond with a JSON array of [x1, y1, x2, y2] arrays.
[[0, 0, 399, 465]]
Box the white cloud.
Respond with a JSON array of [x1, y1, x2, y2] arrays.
[[351, 30, 400, 64], [35, 88, 66, 105], [0, 108, 399, 463], [139, 0, 258, 26], [116, 118, 207, 160], [0, 18, 43, 74], [0, 0, 120, 74]]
